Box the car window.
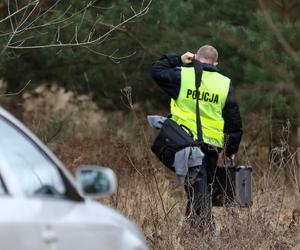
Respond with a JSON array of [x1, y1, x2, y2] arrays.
[[0, 117, 66, 198]]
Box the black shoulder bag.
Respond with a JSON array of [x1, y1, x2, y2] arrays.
[[151, 61, 204, 171]]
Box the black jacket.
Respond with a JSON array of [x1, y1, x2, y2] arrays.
[[150, 53, 243, 156]]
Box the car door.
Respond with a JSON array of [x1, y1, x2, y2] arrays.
[[0, 114, 84, 250], [0, 110, 147, 250], [0, 156, 45, 250]]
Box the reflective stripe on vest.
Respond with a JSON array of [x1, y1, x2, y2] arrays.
[[170, 67, 230, 148]]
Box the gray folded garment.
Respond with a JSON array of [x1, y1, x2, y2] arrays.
[[147, 115, 205, 184], [147, 115, 167, 129], [174, 147, 204, 184]]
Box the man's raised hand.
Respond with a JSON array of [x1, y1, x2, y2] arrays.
[[181, 51, 195, 64]]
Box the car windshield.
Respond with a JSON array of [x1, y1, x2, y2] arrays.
[[0, 116, 66, 197]]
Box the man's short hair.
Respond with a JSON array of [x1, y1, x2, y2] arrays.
[[197, 45, 218, 64]]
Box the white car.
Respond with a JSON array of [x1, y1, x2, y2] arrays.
[[0, 107, 148, 250]]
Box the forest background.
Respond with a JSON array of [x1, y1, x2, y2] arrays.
[[0, 1, 300, 249]]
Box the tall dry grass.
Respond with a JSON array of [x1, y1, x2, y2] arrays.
[[52, 112, 300, 250], [7, 84, 300, 249]]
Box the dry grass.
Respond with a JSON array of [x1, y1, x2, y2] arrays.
[[9, 85, 300, 249], [51, 112, 300, 250]]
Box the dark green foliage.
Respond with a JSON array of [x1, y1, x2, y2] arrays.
[[0, 0, 299, 118]]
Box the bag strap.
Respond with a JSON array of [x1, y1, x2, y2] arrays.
[[192, 60, 204, 144]]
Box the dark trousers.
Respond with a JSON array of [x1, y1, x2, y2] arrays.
[[184, 147, 219, 229]]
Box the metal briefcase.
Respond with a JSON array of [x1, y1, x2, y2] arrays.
[[212, 164, 253, 207]]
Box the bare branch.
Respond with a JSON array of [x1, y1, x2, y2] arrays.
[[0, 5, 75, 38], [0, 0, 152, 64], [16, 0, 40, 30], [56, 25, 61, 44], [18, 0, 62, 31], [74, 25, 79, 44], [0, 1, 38, 25], [95, 20, 159, 57], [141, 0, 146, 11], [1, 0, 40, 55], [90, 3, 114, 10], [0, 80, 31, 97], [83, 46, 136, 63], [8, 35, 34, 46], [6, 0, 152, 50], [0, 0, 66, 39], [130, 6, 137, 16], [8, 0, 16, 32]]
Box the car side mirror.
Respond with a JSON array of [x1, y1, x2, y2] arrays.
[[76, 166, 117, 198]]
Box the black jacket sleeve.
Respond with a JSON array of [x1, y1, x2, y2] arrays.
[[222, 84, 243, 156], [150, 54, 182, 99]]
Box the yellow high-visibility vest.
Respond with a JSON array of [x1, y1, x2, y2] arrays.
[[170, 67, 230, 148]]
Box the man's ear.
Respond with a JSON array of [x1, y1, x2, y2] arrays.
[[213, 61, 218, 66]]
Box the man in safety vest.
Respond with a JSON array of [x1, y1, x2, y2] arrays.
[[150, 45, 243, 232]]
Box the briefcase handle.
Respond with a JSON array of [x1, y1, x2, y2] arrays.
[[227, 155, 252, 169], [179, 124, 194, 139]]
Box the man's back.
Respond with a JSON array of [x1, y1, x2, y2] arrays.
[[150, 45, 243, 234], [171, 66, 231, 147]]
